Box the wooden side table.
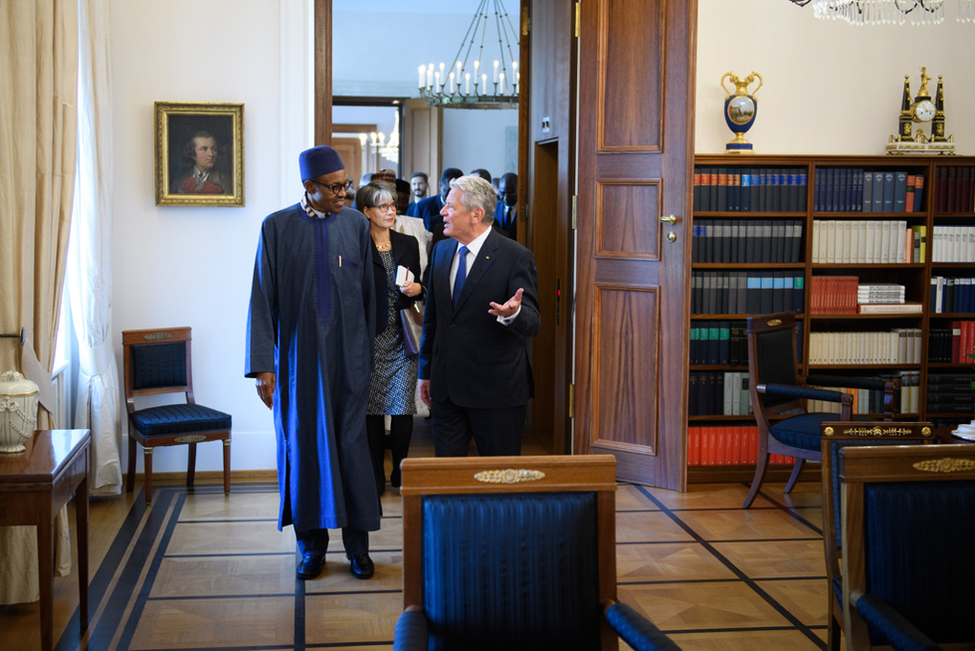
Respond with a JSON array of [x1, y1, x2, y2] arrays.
[[0, 429, 90, 651]]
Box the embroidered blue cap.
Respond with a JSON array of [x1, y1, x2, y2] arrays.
[[299, 145, 344, 181]]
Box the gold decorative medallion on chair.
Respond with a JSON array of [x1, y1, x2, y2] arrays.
[[393, 455, 681, 651], [123, 327, 232, 505], [743, 312, 897, 508]]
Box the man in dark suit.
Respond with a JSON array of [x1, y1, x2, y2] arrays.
[[418, 175, 540, 457], [493, 172, 518, 240], [406, 172, 428, 216], [414, 167, 463, 246]]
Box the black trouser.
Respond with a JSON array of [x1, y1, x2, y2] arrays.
[[431, 397, 524, 457], [295, 526, 368, 558], [366, 414, 414, 492]]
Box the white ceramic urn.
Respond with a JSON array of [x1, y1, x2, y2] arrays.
[[0, 370, 39, 453]]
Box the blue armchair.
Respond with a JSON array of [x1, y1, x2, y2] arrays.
[[838, 443, 975, 649], [393, 455, 681, 651]]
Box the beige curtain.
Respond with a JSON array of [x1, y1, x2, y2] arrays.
[[0, 0, 79, 604], [70, 0, 120, 497]]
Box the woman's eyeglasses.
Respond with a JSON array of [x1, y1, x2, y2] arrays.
[[371, 203, 396, 213]]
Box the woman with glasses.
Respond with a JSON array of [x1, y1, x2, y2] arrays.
[[357, 182, 424, 494]]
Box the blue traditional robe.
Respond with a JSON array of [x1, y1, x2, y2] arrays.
[[246, 202, 380, 533]]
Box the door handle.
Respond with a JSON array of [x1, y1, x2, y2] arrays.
[[659, 214, 680, 224]]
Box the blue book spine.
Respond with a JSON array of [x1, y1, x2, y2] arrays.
[[872, 172, 884, 212], [883, 171, 895, 212], [799, 170, 808, 211], [863, 171, 874, 213]]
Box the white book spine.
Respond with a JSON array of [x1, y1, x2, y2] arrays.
[[850, 220, 861, 264], [881, 220, 892, 264], [812, 221, 821, 263], [842, 220, 852, 264], [826, 221, 836, 264], [895, 220, 907, 264]]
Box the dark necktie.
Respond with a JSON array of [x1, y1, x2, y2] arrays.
[[452, 245, 469, 308], [504, 206, 511, 228]]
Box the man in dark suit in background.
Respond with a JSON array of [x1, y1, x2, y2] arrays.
[[406, 172, 428, 216], [418, 175, 540, 457], [414, 167, 463, 246], [493, 172, 518, 240]]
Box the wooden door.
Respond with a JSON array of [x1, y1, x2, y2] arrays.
[[573, 0, 697, 490]]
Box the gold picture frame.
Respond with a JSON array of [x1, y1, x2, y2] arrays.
[[154, 102, 244, 206]]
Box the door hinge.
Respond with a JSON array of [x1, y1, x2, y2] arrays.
[[568, 383, 575, 417], [571, 195, 578, 230], [574, 3, 581, 38]]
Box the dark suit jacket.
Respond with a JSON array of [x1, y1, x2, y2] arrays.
[[493, 202, 517, 240], [371, 229, 423, 337], [418, 230, 540, 409], [406, 200, 418, 217], [414, 194, 444, 232]]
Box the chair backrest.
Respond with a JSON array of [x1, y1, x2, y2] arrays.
[[839, 443, 975, 648], [400, 455, 619, 651], [819, 422, 934, 580], [746, 312, 801, 414], [122, 327, 195, 413]]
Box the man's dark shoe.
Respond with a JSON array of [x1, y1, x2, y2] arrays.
[[349, 553, 375, 579], [296, 554, 324, 580]]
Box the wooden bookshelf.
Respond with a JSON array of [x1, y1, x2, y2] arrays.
[[689, 154, 975, 482]]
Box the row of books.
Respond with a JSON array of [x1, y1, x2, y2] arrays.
[[805, 372, 919, 415], [692, 271, 804, 316], [813, 169, 924, 214], [688, 371, 753, 417], [811, 221, 923, 264], [933, 166, 975, 213], [692, 167, 808, 213], [930, 277, 975, 314], [691, 219, 803, 263], [928, 322, 975, 363], [931, 226, 975, 262], [690, 321, 745, 366], [925, 373, 975, 414], [688, 426, 796, 467], [808, 329, 923, 365], [809, 278, 920, 315]]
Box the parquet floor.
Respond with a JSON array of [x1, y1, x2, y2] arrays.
[[2, 421, 831, 651]]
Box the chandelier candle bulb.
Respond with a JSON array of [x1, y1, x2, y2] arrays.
[[493, 60, 499, 83], [427, 64, 433, 89], [448, 72, 455, 95], [482, 73, 487, 92], [499, 72, 505, 95], [465, 73, 470, 95]]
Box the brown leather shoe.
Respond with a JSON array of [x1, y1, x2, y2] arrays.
[[349, 553, 374, 579], [296, 554, 324, 580]]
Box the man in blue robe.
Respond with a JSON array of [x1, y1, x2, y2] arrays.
[[246, 145, 380, 581]]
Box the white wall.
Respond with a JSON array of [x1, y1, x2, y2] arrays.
[[111, 0, 311, 474], [695, 0, 975, 155], [109, 1, 975, 474], [443, 109, 519, 179]]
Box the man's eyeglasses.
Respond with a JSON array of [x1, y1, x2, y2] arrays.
[[370, 203, 396, 213], [309, 178, 353, 195]]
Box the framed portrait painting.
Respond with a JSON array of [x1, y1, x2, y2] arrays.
[[154, 102, 244, 206]]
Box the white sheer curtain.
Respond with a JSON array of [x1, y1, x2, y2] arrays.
[[69, 0, 120, 496]]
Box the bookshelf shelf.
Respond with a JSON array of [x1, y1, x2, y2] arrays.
[[689, 153, 975, 481]]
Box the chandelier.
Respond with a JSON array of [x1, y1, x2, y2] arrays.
[[360, 113, 400, 166], [790, 0, 974, 24], [416, 0, 519, 110]]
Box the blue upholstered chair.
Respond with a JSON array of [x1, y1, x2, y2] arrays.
[[743, 312, 898, 508], [393, 455, 681, 651], [123, 327, 232, 505], [838, 443, 975, 650], [818, 421, 935, 651]]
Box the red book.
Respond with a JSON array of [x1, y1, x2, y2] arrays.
[[951, 321, 962, 363], [706, 428, 716, 466], [750, 427, 759, 465], [733, 427, 743, 465], [687, 427, 697, 466], [905, 174, 916, 213], [964, 321, 975, 364]]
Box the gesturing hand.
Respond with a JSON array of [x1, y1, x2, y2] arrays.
[[488, 287, 524, 318], [255, 372, 276, 409]]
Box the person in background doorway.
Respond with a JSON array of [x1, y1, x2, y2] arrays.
[[246, 145, 379, 582], [494, 172, 518, 240], [407, 172, 428, 216], [469, 168, 492, 184]]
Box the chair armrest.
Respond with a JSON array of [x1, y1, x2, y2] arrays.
[[760, 383, 850, 404], [392, 607, 428, 651], [806, 375, 899, 417], [851, 590, 942, 651], [604, 601, 682, 651]]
